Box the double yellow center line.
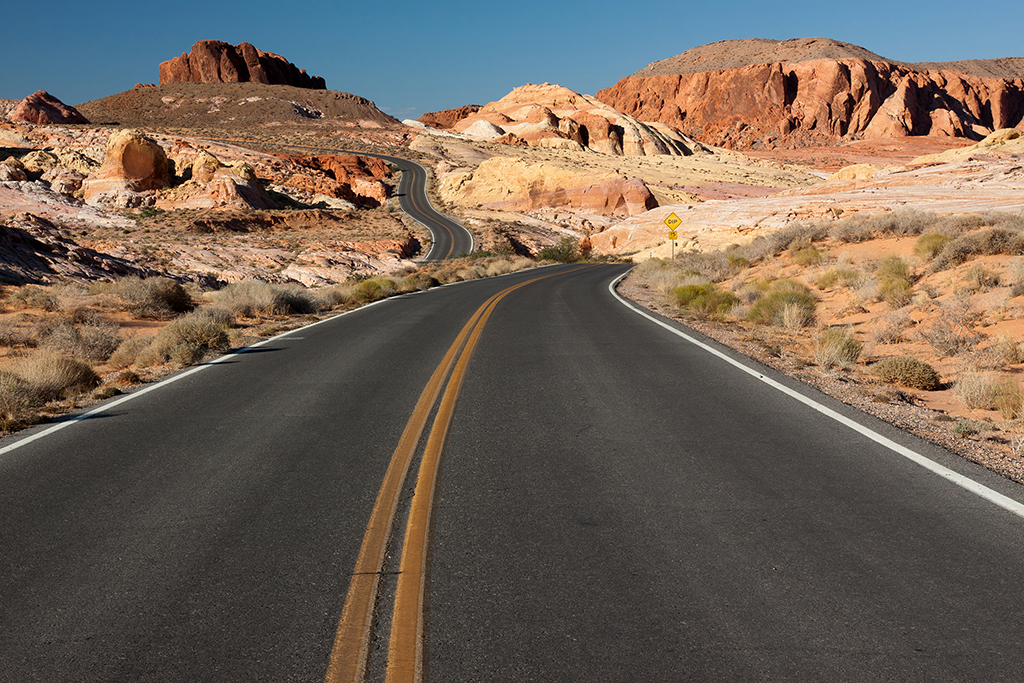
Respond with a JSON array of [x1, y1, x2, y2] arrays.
[[324, 271, 567, 683]]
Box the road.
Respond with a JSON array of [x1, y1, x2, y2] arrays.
[[3, 265, 1024, 682]]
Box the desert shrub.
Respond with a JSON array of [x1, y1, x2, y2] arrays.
[[538, 236, 582, 263], [191, 305, 235, 327], [746, 280, 818, 327], [485, 260, 514, 277], [673, 251, 734, 282], [878, 279, 914, 308], [814, 270, 840, 290], [932, 227, 1024, 271], [108, 336, 153, 370], [872, 356, 942, 390], [36, 316, 121, 361], [954, 371, 1005, 411], [210, 280, 320, 316], [922, 319, 982, 356], [0, 370, 40, 420], [104, 276, 192, 318], [726, 253, 750, 271], [18, 353, 100, 401], [8, 285, 58, 311], [316, 283, 355, 308], [669, 283, 739, 319], [963, 263, 1001, 291], [456, 267, 482, 281], [814, 327, 863, 369], [916, 233, 951, 259], [0, 318, 32, 347], [351, 279, 385, 304], [792, 247, 822, 267], [875, 255, 912, 283], [995, 379, 1024, 420], [871, 311, 913, 345], [399, 271, 440, 292]]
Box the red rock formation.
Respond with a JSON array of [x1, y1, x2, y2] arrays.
[[418, 105, 482, 129], [159, 41, 326, 90], [10, 91, 89, 125], [292, 154, 390, 207], [597, 40, 1024, 150]]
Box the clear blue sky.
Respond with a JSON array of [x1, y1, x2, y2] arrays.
[[3, 0, 1021, 120]]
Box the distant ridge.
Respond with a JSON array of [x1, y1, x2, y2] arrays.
[[633, 37, 1024, 80]]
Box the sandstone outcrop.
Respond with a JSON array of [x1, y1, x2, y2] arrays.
[[446, 84, 710, 156], [291, 155, 390, 207], [439, 156, 657, 216], [83, 129, 170, 207], [157, 150, 274, 211], [418, 105, 481, 129], [159, 41, 326, 89], [10, 91, 88, 126], [596, 38, 1024, 150]]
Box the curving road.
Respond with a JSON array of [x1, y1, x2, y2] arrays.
[[4, 266, 1024, 681], [365, 153, 474, 261]]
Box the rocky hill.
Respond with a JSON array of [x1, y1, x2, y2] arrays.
[[76, 82, 396, 129], [159, 40, 326, 90], [416, 83, 709, 156], [596, 37, 1024, 150]]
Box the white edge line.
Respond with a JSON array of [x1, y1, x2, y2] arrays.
[[0, 295, 396, 457], [608, 270, 1024, 520], [0, 266, 552, 457]]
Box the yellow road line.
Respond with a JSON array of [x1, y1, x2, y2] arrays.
[[325, 267, 586, 683], [323, 290, 502, 683], [384, 281, 532, 683]]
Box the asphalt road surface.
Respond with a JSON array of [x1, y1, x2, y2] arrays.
[[3, 265, 1024, 682]]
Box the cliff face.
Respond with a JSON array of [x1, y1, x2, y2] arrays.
[[596, 39, 1024, 149], [159, 40, 326, 90]]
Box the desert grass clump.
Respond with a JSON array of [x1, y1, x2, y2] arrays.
[[872, 255, 914, 308], [669, 283, 739, 319], [915, 233, 952, 259], [792, 247, 822, 267], [952, 371, 1022, 415], [8, 285, 58, 312], [872, 356, 942, 391], [349, 278, 397, 304], [18, 353, 100, 401], [399, 271, 439, 292], [814, 327, 863, 369], [963, 263, 1001, 292], [209, 280, 320, 316], [102, 276, 193, 319], [0, 370, 40, 423], [932, 227, 1024, 271], [115, 311, 229, 369], [108, 337, 153, 370], [746, 280, 818, 327]]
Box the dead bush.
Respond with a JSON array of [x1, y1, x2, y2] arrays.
[[35, 315, 121, 361], [8, 285, 59, 311], [102, 276, 193, 319], [210, 280, 320, 316], [0, 370, 40, 421], [18, 353, 100, 401], [871, 311, 914, 345], [932, 227, 1024, 271]]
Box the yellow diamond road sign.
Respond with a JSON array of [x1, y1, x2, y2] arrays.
[[664, 212, 682, 230]]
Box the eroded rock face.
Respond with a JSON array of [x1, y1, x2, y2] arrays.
[[449, 84, 710, 157], [597, 55, 1024, 150], [418, 105, 482, 129], [83, 129, 170, 207], [439, 156, 657, 216], [10, 91, 89, 125], [159, 41, 326, 90], [157, 150, 274, 211]]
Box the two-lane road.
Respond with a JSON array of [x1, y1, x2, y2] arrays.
[[3, 265, 1024, 681]]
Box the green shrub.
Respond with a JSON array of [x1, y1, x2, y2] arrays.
[[872, 356, 942, 390], [400, 272, 440, 292], [814, 328, 863, 368], [669, 283, 739, 319], [878, 278, 914, 308], [792, 247, 822, 267], [915, 233, 951, 259], [746, 280, 818, 327], [538, 236, 582, 263]]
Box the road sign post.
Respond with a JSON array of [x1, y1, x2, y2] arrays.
[[664, 212, 682, 261]]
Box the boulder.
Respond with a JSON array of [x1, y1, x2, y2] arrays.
[[159, 40, 327, 89], [156, 150, 274, 210], [41, 168, 86, 195], [83, 129, 170, 207], [10, 91, 89, 125], [0, 158, 28, 182]]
